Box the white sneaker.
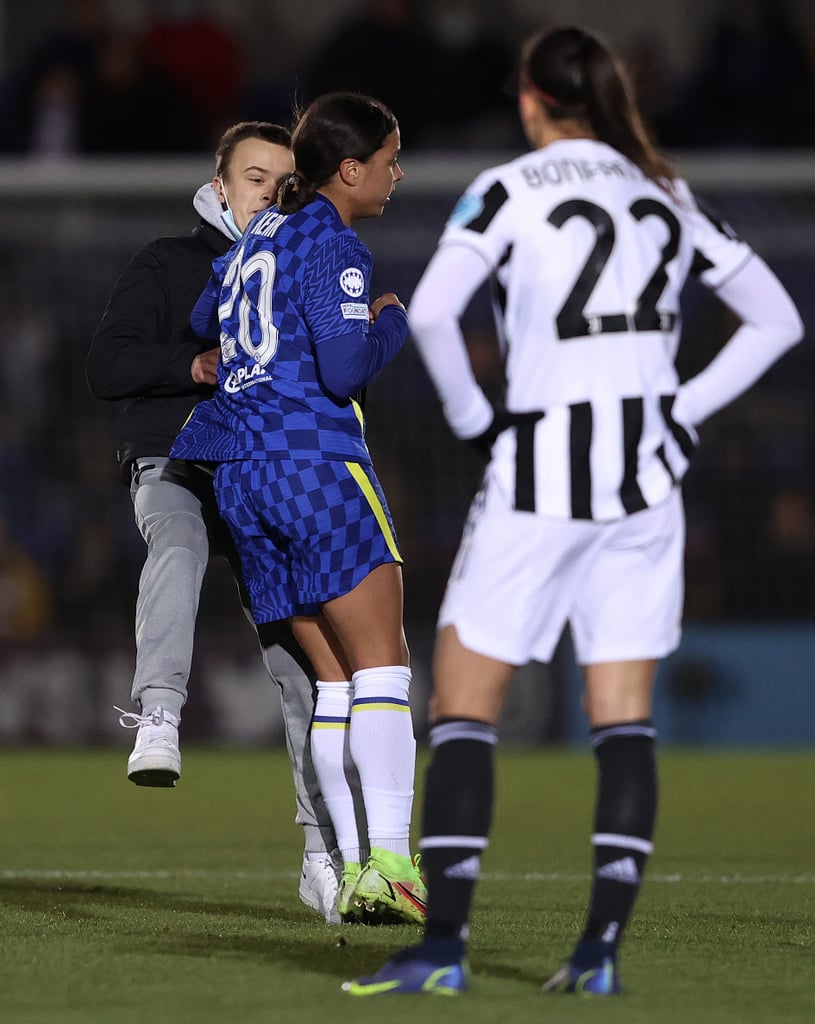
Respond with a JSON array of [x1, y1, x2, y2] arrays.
[[299, 849, 342, 924], [115, 706, 181, 788]]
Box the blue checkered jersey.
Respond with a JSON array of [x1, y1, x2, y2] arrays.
[[171, 194, 406, 465]]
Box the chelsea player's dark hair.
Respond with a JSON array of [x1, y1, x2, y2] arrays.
[[278, 92, 398, 213]]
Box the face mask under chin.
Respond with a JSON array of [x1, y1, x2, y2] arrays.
[[220, 209, 242, 241], [218, 177, 242, 241]]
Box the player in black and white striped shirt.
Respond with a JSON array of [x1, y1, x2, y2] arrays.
[[344, 24, 803, 997]]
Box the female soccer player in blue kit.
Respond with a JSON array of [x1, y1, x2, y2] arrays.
[[171, 92, 426, 926]]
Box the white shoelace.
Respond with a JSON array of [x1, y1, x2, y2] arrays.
[[305, 850, 342, 875], [114, 706, 178, 729]]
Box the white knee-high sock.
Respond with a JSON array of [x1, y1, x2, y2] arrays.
[[350, 665, 415, 857], [310, 680, 367, 865]]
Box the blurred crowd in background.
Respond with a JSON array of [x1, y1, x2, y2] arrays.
[[0, 0, 813, 743], [1, 0, 815, 157]]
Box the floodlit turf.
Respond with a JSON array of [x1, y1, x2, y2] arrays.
[[0, 747, 812, 1024]]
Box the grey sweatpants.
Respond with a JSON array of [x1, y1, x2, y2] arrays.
[[130, 456, 335, 853]]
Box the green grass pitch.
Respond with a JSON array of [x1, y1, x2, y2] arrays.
[[0, 747, 812, 1024]]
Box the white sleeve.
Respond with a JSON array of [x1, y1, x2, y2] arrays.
[[673, 254, 804, 426], [408, 243, 495, 439]]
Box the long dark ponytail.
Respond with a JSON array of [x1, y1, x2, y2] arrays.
[[278, 92, 398, 213], [520, 26, 675, 187]]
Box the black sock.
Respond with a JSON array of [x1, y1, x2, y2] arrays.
[[420, 718, 497, 946], [580, 720, 658, 948]]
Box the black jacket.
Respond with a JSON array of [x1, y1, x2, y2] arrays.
[[87, 220, 231, 481]]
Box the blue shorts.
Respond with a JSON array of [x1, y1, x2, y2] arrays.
[[215, 458, 402, 623]]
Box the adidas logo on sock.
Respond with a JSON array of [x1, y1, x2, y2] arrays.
[[596, 856, 640, 885], [444, 855, 481, 880]]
